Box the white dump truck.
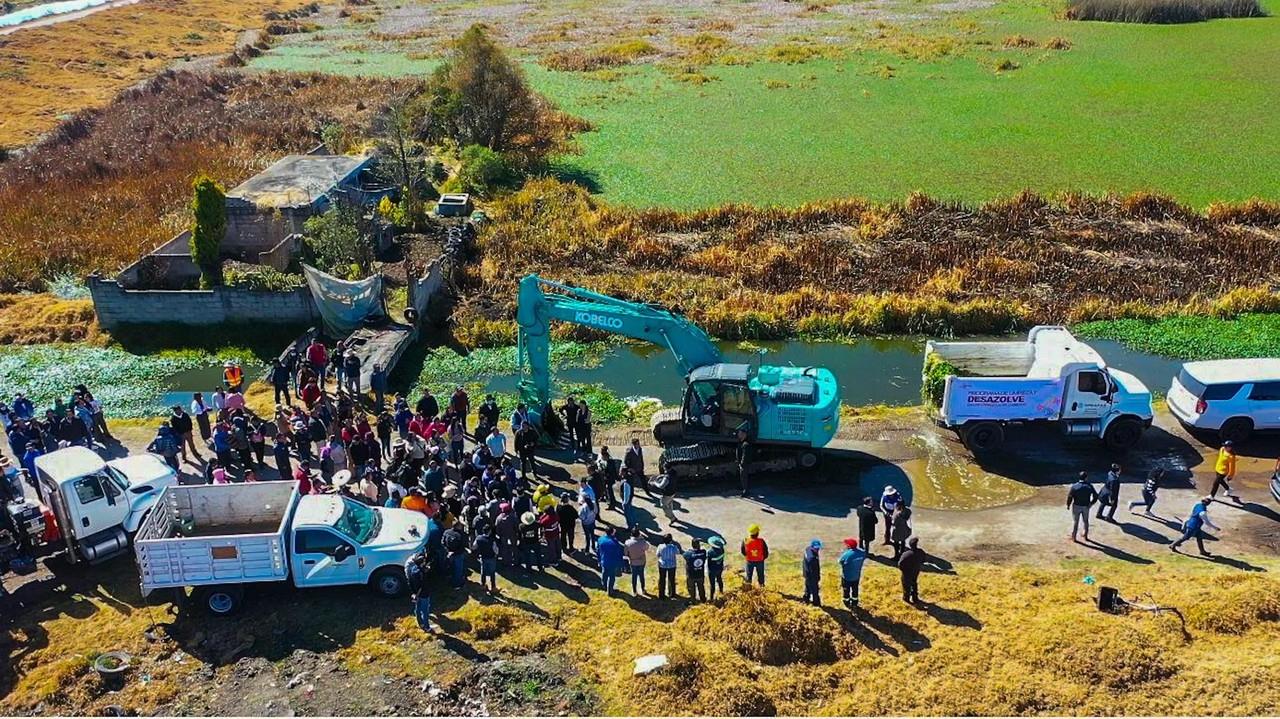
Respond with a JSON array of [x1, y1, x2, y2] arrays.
[[134, 481, 429, 615], [33, 446, 179, 564], [925, 325, 1153, 453]]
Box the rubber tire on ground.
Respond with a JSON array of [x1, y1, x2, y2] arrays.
[[1219, 417, 1254, 445], [196, 585, 244, 616], [1103, 418, 1144, 452], [370, 566, 407, 598], [962, 422, 1004, 453]]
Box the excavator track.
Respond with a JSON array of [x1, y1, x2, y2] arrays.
[[659, 442, 818, 482]]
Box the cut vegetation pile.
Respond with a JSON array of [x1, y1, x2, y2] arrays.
[[0, 70, 401, 291], [453, 178, 1280, 346], [1065, 0, 1264, 22]]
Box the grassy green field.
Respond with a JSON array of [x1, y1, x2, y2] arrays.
[[251, 0, 1280, 208]]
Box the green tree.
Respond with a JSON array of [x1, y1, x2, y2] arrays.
[[424, 24, 573, 169], [189, 174, 226, 288], [302, 201, 376, 279]]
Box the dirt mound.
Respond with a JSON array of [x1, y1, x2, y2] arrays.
[[1187, 575, 1280, 634], [675, 585, 850, 665]]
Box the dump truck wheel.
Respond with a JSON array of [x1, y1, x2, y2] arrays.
[[962, 422, 1004, 453], [1104, 418, 1144, 451]]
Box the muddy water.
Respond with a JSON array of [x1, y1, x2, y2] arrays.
[[901, 432, 1037, 510]]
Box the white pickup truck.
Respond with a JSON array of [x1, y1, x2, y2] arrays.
[[134, 481, 429, 615], [925, 326, 1153, 453], [33, 446, 178, 564]]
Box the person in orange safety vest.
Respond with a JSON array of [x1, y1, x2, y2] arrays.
[[740, 523, 769, 586]]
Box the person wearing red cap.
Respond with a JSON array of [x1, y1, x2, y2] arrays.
[[839, 537, 868, 609]]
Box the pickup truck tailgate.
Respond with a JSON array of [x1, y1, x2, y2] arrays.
[[135, 482, 294, 594]]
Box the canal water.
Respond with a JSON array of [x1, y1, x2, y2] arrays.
[[468, 337, 1183, 406], [156, 336, 1184, 408]]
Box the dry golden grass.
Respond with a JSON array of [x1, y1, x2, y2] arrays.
[[5, 552, 1280, 715], [0, 71, 400, 290], [452, 177, 1280, 346], [0, 0, 317, 148], [0, 294, 99, 344]]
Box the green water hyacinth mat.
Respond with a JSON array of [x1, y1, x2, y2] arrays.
[[0, 345, 253, 419]]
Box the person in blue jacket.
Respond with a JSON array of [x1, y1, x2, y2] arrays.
[[839, 537, 868, 609], [596, 526, 625, 595], [802, 539, 823, 606]]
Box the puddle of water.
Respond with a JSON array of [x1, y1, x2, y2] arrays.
[[901, 431, 1037, 511], [158, 365, 230, 408]]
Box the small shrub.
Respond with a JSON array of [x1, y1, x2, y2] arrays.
[[223, 267, 305, 292], [993, 58, 1020, 72], [456, 144, 517, 196], [763, 79, 791, 89], [1043, 36, 1073, 49], [1002, 34, 1037, 48]]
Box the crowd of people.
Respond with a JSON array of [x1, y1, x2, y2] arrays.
[[1, 333, 1267, 628]]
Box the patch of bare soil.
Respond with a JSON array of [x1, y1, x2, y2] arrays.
[[168, 649, 597, 717]]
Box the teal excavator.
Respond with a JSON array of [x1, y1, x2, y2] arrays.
[[515, 274, 840, 479]]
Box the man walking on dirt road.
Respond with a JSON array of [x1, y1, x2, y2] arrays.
[[1068, 472, 1099, 542], [1096, 463, 1122, 521], [1171, 496, 1221, 556]]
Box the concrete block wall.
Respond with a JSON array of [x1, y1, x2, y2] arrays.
[[89, 275, 317, 329]]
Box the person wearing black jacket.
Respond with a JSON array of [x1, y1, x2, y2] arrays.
[[416, 389, 439, 420], [169, 404, 200, 464], [557, 494, 579, 551], [856, 497, 878, 556], [442, 520, 469, 589], [515, 423, 539, 479], [404, 550, 435, 633], [736, 430, 753, 498], [1096, 463, 1122, 521], [343, 352, 362, 396], [898, 537, 925, 605], [477, 395, 500, 436], [56, 408, 88, 447], [1067, 472, 1099, 543], [270, 359, 291, 406]]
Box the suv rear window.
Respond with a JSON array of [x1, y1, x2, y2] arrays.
[[1203, 383, 1244, 401], [1177, 369, 1207, 397]]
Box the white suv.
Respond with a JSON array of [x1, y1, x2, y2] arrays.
[[1167, 359, 1280, 443]]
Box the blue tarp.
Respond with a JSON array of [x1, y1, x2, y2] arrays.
[[302, 265, 384, 337]]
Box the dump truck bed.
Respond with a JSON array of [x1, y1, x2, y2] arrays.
[[134, 482, 295, 594]]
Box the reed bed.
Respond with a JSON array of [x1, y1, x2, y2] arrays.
[[455, 178, 1280, 346]]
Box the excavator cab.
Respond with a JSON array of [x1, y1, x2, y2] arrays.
[[681, 364, 757, 441]]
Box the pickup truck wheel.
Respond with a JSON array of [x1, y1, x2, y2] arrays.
[[1104, 418, 1144, 451], [371, 567, 407, 598], [962, 422, 1004, 453], [196, 586, 244, 616], [1219, 417, 1253, 445]]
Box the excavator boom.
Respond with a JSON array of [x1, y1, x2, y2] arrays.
[[516, 274, 722, 412]]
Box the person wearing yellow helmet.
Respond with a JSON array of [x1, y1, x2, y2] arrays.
[[740, 524, 769, 586]]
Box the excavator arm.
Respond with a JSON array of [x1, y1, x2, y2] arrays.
[[515, 274, 722, 414]]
